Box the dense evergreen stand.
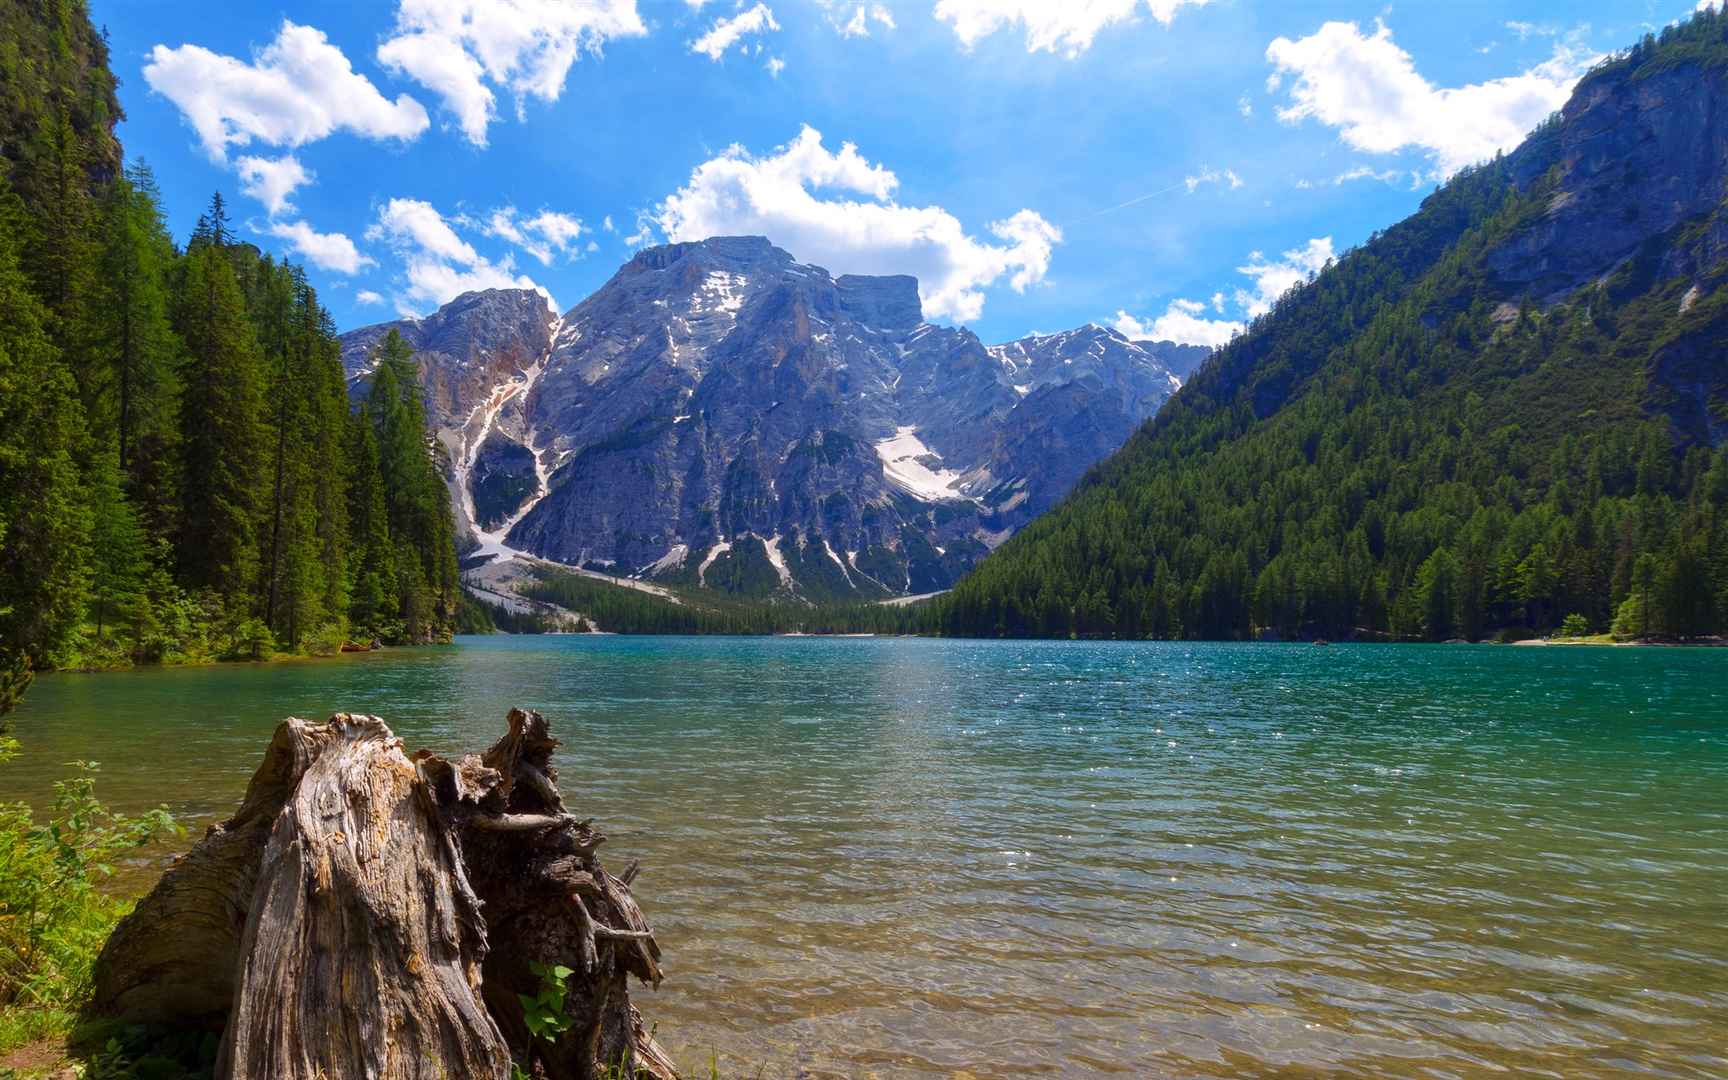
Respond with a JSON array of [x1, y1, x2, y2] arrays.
[[0, 1, 459, 721]]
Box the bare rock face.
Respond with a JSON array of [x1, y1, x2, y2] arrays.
[[1493, 64, 1728, 301], [90, 711, 676, 1080], [340, 239, 1187, 599]]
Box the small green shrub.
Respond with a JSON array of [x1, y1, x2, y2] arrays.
[[0, 737, 178, 1021], [303, 620, 349, 658], [1559, 613, 1591, 638]]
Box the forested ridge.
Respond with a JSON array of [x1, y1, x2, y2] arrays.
[[0, 0, 457, 714], [933, 12, 1728, 644]]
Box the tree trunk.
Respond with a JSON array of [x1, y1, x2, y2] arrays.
[[90, 710, 678, 1080]]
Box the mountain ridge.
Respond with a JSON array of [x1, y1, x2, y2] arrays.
[[934, 10, 1728, 642], [340, 238, 1198, 600]]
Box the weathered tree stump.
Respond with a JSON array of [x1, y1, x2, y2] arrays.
[[90, 710, 678, 1080]]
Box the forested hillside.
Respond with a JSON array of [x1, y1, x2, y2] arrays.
[[935, 12, 1728, 643], [0, 0, 456, 713]]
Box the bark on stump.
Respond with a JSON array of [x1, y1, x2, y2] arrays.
[[90, 710, 678, 1080]]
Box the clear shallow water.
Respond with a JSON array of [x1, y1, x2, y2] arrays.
[[7, 637, 1727, 1079]]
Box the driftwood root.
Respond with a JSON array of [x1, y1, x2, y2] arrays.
[[90, 709, 677, 1080]]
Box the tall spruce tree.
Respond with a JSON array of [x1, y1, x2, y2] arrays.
[[0, 183, 90, 712], [96, 163, 181, 501], [366, 330, 458, 642], [172, 217, 265, 607], [346, 402, 398, 635]]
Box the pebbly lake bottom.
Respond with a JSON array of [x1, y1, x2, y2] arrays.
[[6, 636, 1726, 1078]]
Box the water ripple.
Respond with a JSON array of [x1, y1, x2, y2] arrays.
[[7, 638, 1726, 1078]]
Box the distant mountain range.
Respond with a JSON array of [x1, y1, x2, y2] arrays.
[[340, 237, 1205, 599]]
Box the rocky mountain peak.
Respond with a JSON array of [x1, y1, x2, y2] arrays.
[[342, 239, 1186, 600], [623, 235, 795, 278], [836, 273, 924, 331]]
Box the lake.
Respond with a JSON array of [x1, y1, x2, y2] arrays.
[[6, 637, 1726, 1078]]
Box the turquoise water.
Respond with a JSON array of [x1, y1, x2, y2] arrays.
[[7, 637, 1727, 1078]]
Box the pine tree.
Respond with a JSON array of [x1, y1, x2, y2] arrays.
[[86, 450, 147, 644], [96, 163, 181, 498], [172, 241, 265, 607], [366, 330, 457, 642], [17, 107, 97, 344], [0, 183, 90, 708], [346, 403, 397, 635], [189, 190, 232, 251]]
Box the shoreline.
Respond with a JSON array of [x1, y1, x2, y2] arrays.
[[43, 639, 451, 678]]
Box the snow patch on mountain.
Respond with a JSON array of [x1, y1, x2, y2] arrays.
[[875, 426, 971, 502]]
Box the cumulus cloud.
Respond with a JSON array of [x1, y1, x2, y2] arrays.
[[1266, 19, 1596, 177], [145, 22, 429, 161], [1235, 238, 1333, 316], [236, 154, 311, 217], [766, 56, 787, 78], [1114, 236, 1333, 347], [366, 197, 551, 315], [357, 290, 385, 305], [266, 220, 376, 275], [1113, 301, 1240, 349], [476, 207, 587, 265], [654, 125, 1061, 322], [691, 3, 780, 60], [378, 0, 645, 145], [934, 0, 1212, 56]]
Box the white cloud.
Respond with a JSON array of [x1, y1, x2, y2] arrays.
[[1238, 93, 1253, 118], [236, 154, 311, 217], [1332, 164, 1418, 188], [266, 220, 376, 275], [366, 197, 551, 315], [378, 0, 645, 145], [1235, 237, 1332, 317], [1184, 166, 1243, 193], [1266, 19, 1596, 177], [478, 207, 587, 264], [691, 3, 780, 60], [825, 2, 896, 37], [1114, 236, 1333, 347], [145, 21, 428, 161], [357, 290, 385, 305], [1114, 303, 1240, 349], [767, 56, 787, 77], [654, 125, 1060, 322], [934, 0, 1212, 57]]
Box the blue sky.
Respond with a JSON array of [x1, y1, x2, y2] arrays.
[[94, 0, 1710, 344]]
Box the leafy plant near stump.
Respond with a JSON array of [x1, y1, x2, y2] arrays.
[[519, 960, 577, 1042]]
